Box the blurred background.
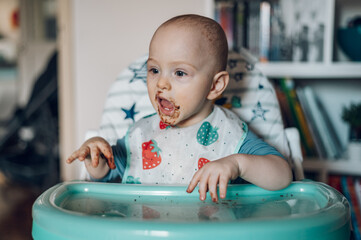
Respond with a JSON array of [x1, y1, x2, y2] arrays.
[[0, 0, 213, 239], [0, 0, 360, 239], [1, 0, 58, 239]]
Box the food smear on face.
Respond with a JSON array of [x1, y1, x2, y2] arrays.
[[156, 95, 180, 125], [158, 106, 180, 126], [159, 98, 174, 113]]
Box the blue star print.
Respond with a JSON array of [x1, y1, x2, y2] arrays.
[[251, 101, 269, 121], [122, 103, 139, 122], [129, 61, 147, 83]]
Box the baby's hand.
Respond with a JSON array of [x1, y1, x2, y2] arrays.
[[187, 155, 240, 202], [66, 137, 116, 169]]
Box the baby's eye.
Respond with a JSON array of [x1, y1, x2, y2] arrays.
[[175, 71, 187, 77], [149, 68, 159, 74]]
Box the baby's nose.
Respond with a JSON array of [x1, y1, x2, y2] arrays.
[[157, 75, 171, 90]]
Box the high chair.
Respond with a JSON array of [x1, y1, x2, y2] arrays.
[[32, 51, 351, 240]]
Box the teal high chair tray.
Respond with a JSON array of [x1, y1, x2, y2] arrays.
[[32, 181, 350, 240]]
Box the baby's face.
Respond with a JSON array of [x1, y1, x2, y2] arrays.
[[147, 25, 216, 127]]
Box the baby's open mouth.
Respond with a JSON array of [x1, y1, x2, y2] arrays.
[[157, 95, 175, 116]]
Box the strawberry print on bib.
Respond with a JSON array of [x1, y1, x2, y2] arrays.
[[198, 158, 210, 170], [122, 105, 248, 185], [197, 122, 219, 146], [142, 139, 162, 170]]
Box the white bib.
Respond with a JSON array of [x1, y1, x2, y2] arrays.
[[122, 105, 248, 184]]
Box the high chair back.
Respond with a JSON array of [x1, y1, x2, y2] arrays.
[[84, 50, 304, 180]]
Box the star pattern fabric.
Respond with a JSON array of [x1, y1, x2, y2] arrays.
[[129, 61, 147, 83], [122, 103, 139, 122], [251, 101, 269, 121]]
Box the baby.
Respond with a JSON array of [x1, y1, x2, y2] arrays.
[[67, 14, 292, 202]]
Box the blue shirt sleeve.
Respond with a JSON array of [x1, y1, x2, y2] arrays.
[[238, 130, 285, 160]]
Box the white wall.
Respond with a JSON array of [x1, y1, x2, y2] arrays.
[[60, 0, 213, 180]]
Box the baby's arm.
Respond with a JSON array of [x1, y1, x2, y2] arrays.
[[66, 137, 116, 179], [187, 154, 292, 202]]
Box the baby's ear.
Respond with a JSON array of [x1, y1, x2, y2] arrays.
[[207, 71, 229, 101]]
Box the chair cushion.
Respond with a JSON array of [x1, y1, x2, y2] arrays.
[[223, 52, 290, 158], [99, 52, 290, 158]]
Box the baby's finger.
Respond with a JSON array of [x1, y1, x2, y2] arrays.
[[77, 147, 90, 161], [97, 143, 115, 169], [99, 144, 113, 161], [187, 171, 201, 193], [66, 148, 86, 163], [108, 156, 116, 169], [218, 175, 229, 199], [100, 153, 116, 170], [198, 176, 209, 201], [208, 174, 220, 202], [90, 145, 100, 168], [66, 152, 77, 164], [102, 149, 116, 170]]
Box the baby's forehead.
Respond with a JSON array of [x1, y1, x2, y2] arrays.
[[165, 19, 213, 37], [151, 15, 228, 71], [159, 22, 217, 51]]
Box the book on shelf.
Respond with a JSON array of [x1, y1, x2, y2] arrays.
[[269, 1, 284, 61], [274, 84, 294, 128], [278, 78, 317, 157], [247, 0, 261, 58], [355, 178, 361, 220], [215, 1, 234, 50], [297, 86, 343, 160], [327, 174, 342, 193], [215, 1, 247, 51], [236, 1, 246, 50], [259, 1, 271, 62], [214, 0, 332, 63], [214, 0, 273, 59], [328, 175, 361, 239], [274, 78, 344, 160], [296, 87, 328, 159], [341, 176, 361, 240]]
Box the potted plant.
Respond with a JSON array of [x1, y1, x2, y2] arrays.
[[342, 102, 361, 161]]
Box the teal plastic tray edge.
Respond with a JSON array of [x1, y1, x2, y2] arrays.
[[32, 181, 351, 240]]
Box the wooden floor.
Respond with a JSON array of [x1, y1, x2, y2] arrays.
[[0, 173, 41, 240]]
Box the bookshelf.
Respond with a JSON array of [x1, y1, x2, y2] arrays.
[[303, 159, 361, 175], [257, 62, 361, 79], [303, 159, 361, 182], [214, 0, 361, 182]]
